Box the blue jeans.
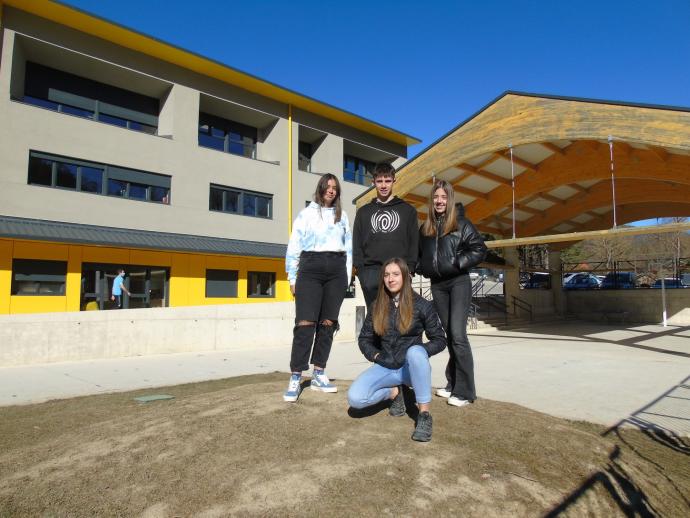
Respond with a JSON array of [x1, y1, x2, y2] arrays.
[[348, 345, 432, 408]]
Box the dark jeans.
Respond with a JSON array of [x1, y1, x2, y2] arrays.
[[290, 252, 347, 372], [430, 274, 476, 401], [356, 265, 381, 310]]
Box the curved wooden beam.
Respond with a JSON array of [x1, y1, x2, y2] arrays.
[[514, 180, 690, 236], [357, 93, 690, 207]]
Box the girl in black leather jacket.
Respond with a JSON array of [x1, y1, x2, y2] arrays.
[[418, 179, 487, 408], [348, 257, 446, 442]]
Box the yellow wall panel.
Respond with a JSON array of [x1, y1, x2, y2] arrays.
[[13, 240, 69, 260], [130, 249, 172, 267], [10, 295, 67, 314], [66, 245, 83, 312], [169, 253, 191, 307], [0, 240, 13, 314], [81, 246, 130, 264]]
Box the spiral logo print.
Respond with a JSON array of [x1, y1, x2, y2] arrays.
[[371, 209, 400, 233]]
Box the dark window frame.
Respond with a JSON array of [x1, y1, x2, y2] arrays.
[[199, 112, 257, 159], [209, 184, 272, 219], [343, 154, 375, 185], [22, 62, 159, 135], [11, 259, 68, 296], [205, 269, 239, 298], [28, 151, 171, 205], [298, 141, 313, 172], [247, 271, 276, 298]]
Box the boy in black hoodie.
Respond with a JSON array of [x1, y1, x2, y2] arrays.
[[353, 163, 418, 308]]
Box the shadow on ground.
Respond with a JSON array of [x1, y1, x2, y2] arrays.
[[1, 372, 688, 517]]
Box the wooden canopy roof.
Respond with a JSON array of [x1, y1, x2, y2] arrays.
[[355, 92, 690, 244]]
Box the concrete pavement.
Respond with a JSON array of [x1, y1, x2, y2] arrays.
[[1, 321, 689, 436]]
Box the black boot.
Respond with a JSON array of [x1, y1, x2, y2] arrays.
[[412, 411, 433, 442]]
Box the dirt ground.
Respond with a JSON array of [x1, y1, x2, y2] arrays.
[[0, 372, 688, 517]]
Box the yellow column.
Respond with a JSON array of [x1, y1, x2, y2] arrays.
[[65, 245, 83, 312]]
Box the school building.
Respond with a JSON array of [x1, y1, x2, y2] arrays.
[[0, 0, 418, 314]]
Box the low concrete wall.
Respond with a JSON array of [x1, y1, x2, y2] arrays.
[[0, 299, 363, 367], [565, 289, 690, 324]]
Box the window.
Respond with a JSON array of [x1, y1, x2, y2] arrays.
[[199, 112, 257, 158], [28, 151, 171, 204], [248, 271, 276, 298], [298, 141, 312, 172], [344, 155, 375, 185], [11, 259, 67, 296], [205, 269, 239, 298], [22, 62, 158, 135], [210, 184, 272, 219]]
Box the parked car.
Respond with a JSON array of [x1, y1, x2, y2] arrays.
[[651, 278, 688, 289], [564, 273, 601, 290], [600, 272, 637, 289], [522, 272, 551, 289]]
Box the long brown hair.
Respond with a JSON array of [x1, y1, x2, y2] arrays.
[[421, 179, 458, 237], [314, 173, 342, 223], [372, 258, 414, 335]]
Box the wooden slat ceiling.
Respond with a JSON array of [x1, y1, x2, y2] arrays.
[[358, 93, 690, 242]]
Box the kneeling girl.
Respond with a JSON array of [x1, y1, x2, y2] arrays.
[[347, 257, 446, 441]]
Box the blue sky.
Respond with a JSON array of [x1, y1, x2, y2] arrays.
[[63, 0, 690, 226], [62, 0, 690, 156]]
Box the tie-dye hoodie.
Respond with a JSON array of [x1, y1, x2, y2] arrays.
[[286, 202, 352, 285]]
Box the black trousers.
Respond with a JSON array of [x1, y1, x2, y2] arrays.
[[290, 252, 347, 372], [430, 274, 476, 401], [356, 265, 381, 310]]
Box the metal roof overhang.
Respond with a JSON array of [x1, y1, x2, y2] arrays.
[[0, 216, 287, 258], [356, 92, 690, 248]]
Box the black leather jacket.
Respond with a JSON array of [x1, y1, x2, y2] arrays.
[[358, 293, 447, 370], [418, 203, 487, 282]]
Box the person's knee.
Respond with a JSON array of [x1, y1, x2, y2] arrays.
[[296, 320, 315, 327], [347, 386, 366, 408], [406, 344, 428, 364]]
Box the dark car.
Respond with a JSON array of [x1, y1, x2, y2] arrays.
[[651, 279, 688, 289], [564, 273, 600, 290], [600, 272, 636, 289]]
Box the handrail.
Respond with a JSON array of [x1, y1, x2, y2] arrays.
[[468, 302, 479, 330], [512, 295, 533, 321], [471, 276, 485, 297], [485, 294, 508, 324]]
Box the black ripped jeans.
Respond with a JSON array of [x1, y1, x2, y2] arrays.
[[290, 252, 347, 372]]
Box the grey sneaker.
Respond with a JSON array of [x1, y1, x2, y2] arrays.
[[411, 411, 433, 442], [389, 386, 406, 417]]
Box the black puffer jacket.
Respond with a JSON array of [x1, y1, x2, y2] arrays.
[[358, 293, 447, 370], [418, 202, 487, 282]]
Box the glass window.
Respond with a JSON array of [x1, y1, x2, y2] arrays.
[[28, 157, 53, 186], [11, 259, 67, 296], [248, 271, 276, 298], [80, 167, 103, 193], [129, 183, 148, 200], [150, 186, 169, 204], [206, 269, 238, 298], [343, 155, 374, 185], [256, 196, 271, 218], [298, 141, 312, 172], [108, 179, 128, 197], [225, 190, 239, 213], [24, 95, 59, 111], [243, 194, 257, 216], [209, 187, 224, 211], [100, 113, 128, 128], [60, 104, 94, 119], [198, 113, 257, 158], [55, 162, 78, 190], [199, 131, 225, 151]]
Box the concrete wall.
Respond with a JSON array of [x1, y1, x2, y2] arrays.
[[0, 297, 365, 367], [565, 289, 690, 325]]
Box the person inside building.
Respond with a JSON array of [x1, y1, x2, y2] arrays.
[[353, 163, 418, 310], [348, 257, 446, 442], [110, 268, 131, 309], [418, 179, 487, 408], [283, 173, 352, 402]]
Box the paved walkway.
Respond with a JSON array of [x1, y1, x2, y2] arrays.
[[1, 321, 689, 436]]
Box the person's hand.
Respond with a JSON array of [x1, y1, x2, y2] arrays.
[[110, 295, 115, 301], [290, 284, 295, 296]]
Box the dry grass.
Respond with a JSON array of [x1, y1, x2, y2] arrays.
[[0, 372, 688, 517]]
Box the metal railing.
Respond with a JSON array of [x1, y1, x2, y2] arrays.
[[512, 295, 533, 321]]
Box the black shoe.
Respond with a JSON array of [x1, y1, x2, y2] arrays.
[[389, 386, 406, 417], [411, 411, 433, 442]]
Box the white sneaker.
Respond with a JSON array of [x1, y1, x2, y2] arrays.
[[283, 374, 302, 402], [447, 396, 471, 407], [435, 388, 452, 398], [310, 370, 338, 393]]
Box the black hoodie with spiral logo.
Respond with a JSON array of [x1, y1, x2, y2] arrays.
[[353, 196, 419, 272]]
